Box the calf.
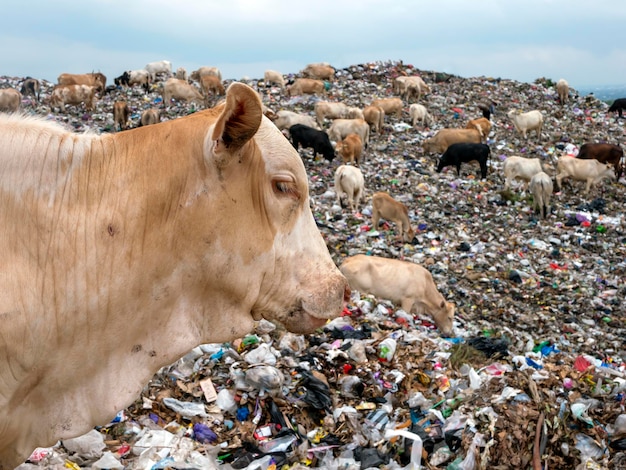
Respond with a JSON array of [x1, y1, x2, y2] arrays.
[[264, 70, 285, 89], [556, 156, 616, 194], [371, 192, 415, 242], [502, 156, 551, 190], [271, 110, 320, 131], [508, 109, 543, 139], [334, 165, 365, 213], [608, 98, 626, 118], [529, 172, 553, 219], [339, 254, 455, 336], [49, 84, 97, 112], [138, 108, 161, 127], [328, 118, 370, 148], [436, 142, 491, 179], [113, 101, 130, 131], [0, 88, 22, 113], [363, 105, 385, 133], [465, 117, 491, 141], [370, 97, 403, 117], [335, 133, 363, 166], [409, 103, 433, 127], [162, 78, 204, 106], [576, 143, 624, 179], [20, 78, 40, 103], [556, 79, 569, 105], [422, 128, 482, 154], [289, 124, 335, 161]]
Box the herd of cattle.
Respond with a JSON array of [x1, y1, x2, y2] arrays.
[[0, 58, 625, 467]]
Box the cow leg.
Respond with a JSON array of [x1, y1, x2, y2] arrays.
[[556, 173, 564, 191], [456, 165, 461, 176], [372, 211, 380, 230], [480, 161, 487, 179], [400, 298, 415, 313]]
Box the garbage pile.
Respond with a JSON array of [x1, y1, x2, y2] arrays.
[[3, 60, 626, 469]]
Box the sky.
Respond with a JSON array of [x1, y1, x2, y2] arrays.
[[3, 0, 626, 92]]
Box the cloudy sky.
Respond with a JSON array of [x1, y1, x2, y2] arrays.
[[3, 0, 625, 91]]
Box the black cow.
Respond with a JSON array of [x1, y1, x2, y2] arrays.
[[436, 142, 491, 179], [608, 98, 626, 118], [20, 77, 40, 103], [289, 124, 335, 161], [114, 71, 131, 87], [577, 143, 624, 179]]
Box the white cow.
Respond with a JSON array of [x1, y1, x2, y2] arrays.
[[409, 103, 433, 127], [556, 156, 616, 194], [334, 165, 365, 213], [508, 110, 544, 139], [328, 118, 370, 148], [502, 156, 551, 190], [271, 110, 320, 131], [529, 171, 553, 219], [264, 70, 285, 89], [145, 60, 173, 81], [556, 79, 569, 105]]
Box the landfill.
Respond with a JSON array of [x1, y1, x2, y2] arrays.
[[2, 60, 626, 469]]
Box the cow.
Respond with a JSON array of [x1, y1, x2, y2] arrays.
[[113, 101, 130, 131], [175, 67, 188, 81], [529, 171, 553, 219], [576, 143, 624, 179], [335, 133, 363, 166], [49, 84, 97, 112], [287, 78, 326, 96], [145, 60, 173, 81], [608, 98, 626, 118], [190, 66, 222, 82], [422, 128, 482, 154], [20, 78, 40, 103], [465, 117, 492, 141], [314, 101, 352, 126], [58, 72, 106, 93], [0, 88, 22, 113], [508, 109, 543, 139], [394, 76, 431, 102], [556, 79, 569, 105], [301, 63, 335, 81], [115, 70, 151, 93], [328, 118, 370, 148], [271, 110, 320, 131], [409, 103, 434, 127], [200, 75, 225, 103], [138, 108, 161, 127], [162, 78, 204, 106], [436, 142, 491, 179], [363, 105, 385, 133], [502, 156, 552, 191], [556, 156, 616, 194], [339, 254, 455, 336], [371, 191, 415, 243], [0, 82, 349, 468], [289, 124, 335, 161], [370, 97, 403, 118], [264, 70, 285, 89], [334, 165, 365, 213]]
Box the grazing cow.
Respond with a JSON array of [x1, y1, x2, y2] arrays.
[[393, 76, 431, 101], [335, 133, 363, 166], [556, 79, 569, 105], [289, 124, 335, 161], [162, 78, 204, 106], [508, 109, 544, 139], [334, 165, 365, 212], [189, 66, 222, 82], [138, 108, 161, 127], [264, 70, 285, 89], [301, 63, 335, 81], [529, 171, 553, 219], [556, 156, 616, 194], [465, 117, 492, 141], [370, 97, 403, 117], [502, 156, 552, 190], [287, 78, 326, 96], [145, 60, 173, 81], [20, 78, 40, 103], [57, 72, 107, 93], [409, 103, 434, 127], [371, 192, 415, 242], [328, 118, 370, 148], [49, 84, 97, 112], [175, 67, 188, 81], [608, 98, 626, 118], [115, 70, 151, 93], [113, 101, 130, 131], [422, 128, 482, 154], [339, 254, 455, 336], [363, 105, 385, 133], [0, 82, 349, 468], [200, 75, 225, 103], [271, 110, 320, 131], [0, 88, 22, 113], [314, 101, 354, 126], [576, 143, 624, 179], [436, 142, 491, 179]]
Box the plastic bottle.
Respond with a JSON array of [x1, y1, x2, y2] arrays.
[[378, 338, 397, 362]]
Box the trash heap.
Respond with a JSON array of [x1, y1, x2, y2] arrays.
[[3, 60, 626, 469]]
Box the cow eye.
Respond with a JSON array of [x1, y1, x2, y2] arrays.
[[272, 178, 300, 199]]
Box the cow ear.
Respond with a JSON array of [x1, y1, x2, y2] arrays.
[[211, 82, 262, 157]]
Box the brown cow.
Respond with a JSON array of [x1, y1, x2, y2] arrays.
[[162, 78, 204, 105], [335, 133, 363, 166], [139, 108, 161, 127], [200, 75, 225, 103], [287, 78, 326, 96], [363, 105, 385, 133], [576, 143, 624, 179], [0, 82, 349, 467], [0, 88, 22, 113], [113, 101, 130, 131], [20, 78, 40, 103], [301, 63, 335, 81], [49, 84, 97, 112], [371, 97, 403, 118], [422, 128, 482, 154], [465, 117, 492, 142], [58, 72, 107, 93], [371, 192, 415, 242]]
